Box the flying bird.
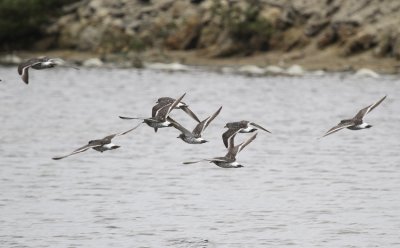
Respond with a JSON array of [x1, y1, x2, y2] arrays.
[[222, 120, 270, 148], [170, 106, 222, 144], [183, 132, 258, 168], [321, 95, 387, 138], [52, 123, 141, 160], [17, 57, 79, 84], [119, 93, 186, 133], [156, 97, 201, 123]]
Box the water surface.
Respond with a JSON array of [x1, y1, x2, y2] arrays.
[[1, 66, 399, 247]]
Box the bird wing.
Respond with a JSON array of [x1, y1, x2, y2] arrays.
[[180, 105, 201, 123], [321, 121, 354, 138], [354, 95, 387, 121], [21, 67, 29, 84], [52, 143, 97, 160], [166, 93, 186, 117], [155, 93, 186, 120], [119, 116, 145, 120], [152, 102, 168, 117], [154, 103, 173, 120], [250, 122, 271, 133], [18, 60, 42, 84], [225, 132, 258, 159], [168, 117, 192, 135], [237, 132, 258, 153], [17, 59, 41, 75], [182, 158, 227, 164], [225, 120, 248, 129], [222, 128, 241, 148], [157, 97, 174, 104], [192, 106, 222, 137], [182, 159, 208, 164], [103, 122, 142, 140]]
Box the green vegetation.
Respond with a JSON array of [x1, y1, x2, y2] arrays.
[[0, 0, 75, 50]]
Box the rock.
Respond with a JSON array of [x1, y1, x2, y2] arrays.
[[83, 58, 104, 67], [354, 68, 380, 78], [259, 7, 282, 28], [304, 18, 330, 37], [220, 66, 235, 74], [285, 64, 304, 76], [165, 14, 202, 50], [317, 21, 359, 48], [238, 65, 265, 75], [78, 26, 105, 51], [342, 30, 377, 56], [146, 62, 190, 71], [265, 65, 284, 74], [311, 70, 326, 76], [0, 54, 22, 65], [374, 27, 400, 59]]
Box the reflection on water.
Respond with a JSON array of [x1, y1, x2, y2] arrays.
[[0, 66, 400, 247]]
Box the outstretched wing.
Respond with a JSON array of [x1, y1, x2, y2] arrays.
[[156, 93, 186, 120], [354, 95, 387, 121], [225, 120, 248, 129], [119, 116, 145, 120], [183, 158, 227, 164], [103, 122, 142, 140], [182, 159, 208, 164], [237, 132, 258, 153], [226, 132, 258, 160], [168, 117, 192, 136], [18, 60, 42, 84], [157, 97, 174, 104], [321, 121, 354, 138], [250, 122, 271, 133], [222, 128, 241, 148], [52, 143, 96, 160], [166, 93, 186, 117], [180, 106, 201, 123], [18, 59, 41, 75], [152, 102, 168, 117], [192, 106, 222, 137]]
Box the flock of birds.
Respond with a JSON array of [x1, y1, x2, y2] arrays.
[[5, 56, 389, 168]]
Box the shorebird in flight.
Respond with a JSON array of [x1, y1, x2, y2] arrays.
[[156, 97, 201, 123], [222, 120, 270, 148], [52, 123, 141, 160], [17, 57, 78, 84], [119, 93, 186, 132], [321, 95, 387, 138], [170, 106, 222, 144], [183, 132, 257, 168]]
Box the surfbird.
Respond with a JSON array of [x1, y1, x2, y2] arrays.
[[222, 120, 270, 148], [183, 132, 258, 168], [17, 57, 78, 84], [156, 96, 201, 123], [170, 106, 222, 144], [52, 123, 141, 160], [322, 95, 387, 138], [119, 93, 186, 132]]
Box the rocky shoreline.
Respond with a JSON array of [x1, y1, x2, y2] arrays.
[[0, 49, 387, 79], [2, 0, 400, 74]]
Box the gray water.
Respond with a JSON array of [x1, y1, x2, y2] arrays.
[[1, 66, 400, 248]]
